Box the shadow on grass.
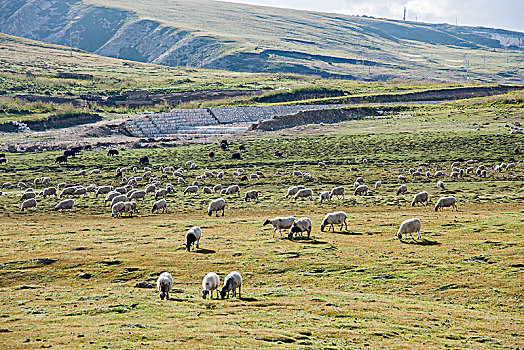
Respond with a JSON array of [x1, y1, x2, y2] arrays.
[[239, 297, 258, 302], [333, 230, 364, 235], [196, 248, 216, 255], [401, 238, 441, 246], [290, 237, 327, 245]]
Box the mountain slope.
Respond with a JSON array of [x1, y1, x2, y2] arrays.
[[1, 0, 523, 82]]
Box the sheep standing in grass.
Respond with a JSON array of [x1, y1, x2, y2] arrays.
[[202, 272, 220, 299], [397, 218, 421, 241], [20, 191, 36, 201], [208, 198, 225, 216], [60, 187, 76, 198], [294, 188, 313, 201], [55, 199, 75, 211], [186, 226, 202, 251], [202, 187, 212, 195], [398, 175, 407, 182], [244, 190, 259, 202], [396, 184, 408, 195], [319, 191, 330, 203], [288, 218, 312, 239], [434, 196, 458, 212], [95, 186, 113, 197], [21, 198, 37, 211], [157, 272, 174, 300], [318, 161, 327, 168], [437, 181, 446, 190], [263, 217, 296, 237], [213, 184, 222, 193], [220, 271, 242, 299], [226, 185, 240, 196], [329, 186, 345, 200], [152, 199, 168, 213], [111, 202, 126, 218], [285, 186, 302, 198], [110, 194, 128, 208], [411, 191, 429, 206], [41, 187, 57, 198], [129, 190, 146, 201], [155, 188, 167, 199], [184, 185, 198, 195], [354, 185, 369, 196], [320, 211, 348, 232]]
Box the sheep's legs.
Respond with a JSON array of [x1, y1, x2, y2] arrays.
[[238, 285, 241, 298]]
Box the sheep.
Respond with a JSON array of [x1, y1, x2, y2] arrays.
[[250, 174, 259, 180], [18, 182, 27, 189], [186, 226, 202, 251], [151, 199, 168, 213], [507, 163, 517, 170], [374, 181, 382, 189], [397, 218, 422, 241], [451, 161, 460, 168], [353, 181, 361, 188], [292, 171, 302, 177], [202, 186, 212, 195], [220, 189, 227, 195], [220, 271, 242, 299], [434, 171, 444, 178], [481, 170, 487, 177], [426, 171, 431, 178], [110, 194, 128, 208], [78, 170, 87, 176], [157, 272, 174, 300], [165, 183, 175, 193], [60, 187, 76, 198], [263, 216, 296, 237], [437, 181, 446, 190], [302, 173, 313, 181], [450, 171, 459, 178], [177, 177, 186, 185], [41, 187, 57, 198], [125, 201, 138, 215], [74, 186, 87, 196], [285, 186, 301, 198], [354, 185, 369, 196], [213, 184, 222, 193], [434, 196, 458, 212], [207, 198, 225, 217], [288, 218, 312, 239], [398, 175, 407, 182], [293, 188, 313, 201], [86, 184, 97, 193], [20, 198, 37, 211], [320, 211, 348, 232], [184, 185, 198, 195], [237, 168, 244, 174], [41, 177, 51, 185], [129, 190, 146, 201], [54, 199, 75, 211], [319, 191, 330, 203], [396, 184, 408, 195], [95, 185, 113, 197], [411, 191, 429, 206], [111, 202, 126, 218], [329, 186, 345, 200], [145, 184, 156, 195], [202, 272, 220, 299], [318, 161, 327, 168], [155, 188, 168, 200], [244, 190, 259, 202], [115, 186, 127, 194], [225, 185, 240, 196], [90, 169, 100, 175], [412, 171, 422, 178], [20, 191, 36, 201], [356, 177, 364, 184]]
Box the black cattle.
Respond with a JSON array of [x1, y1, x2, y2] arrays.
[[220, 143, 228, 151], [208, 151, 215, 159], [55, 155, 67, 164], [107, 149, 119, 157], [0, 153, 5, 158], [64, 150, 76, 157], [71, 146, 82, 154], [239, 145, 246, 152], [83, 145, 92, 151], [139, 156, 149, 165], [220, 139, 228, 146], [0, 157, 7, 164], [231, 152, 241, 160]]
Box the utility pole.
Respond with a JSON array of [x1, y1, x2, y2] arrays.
[[403, 7, 406, 21]]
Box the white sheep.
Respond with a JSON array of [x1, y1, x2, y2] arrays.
[[20, 198, 37, 211], [293, 188, 313, 201], [374, 181, 382, 189], [110, 194, 128, 208], [288, 217, 312, 239], [208, 198, 226, 216], [213, 184, 222, 193], [90, 169, 100, 175], [178, 177, 186, 185], [411, 191, 429, 206], [244, 190, 259, 202], [250, 174, 259, 180], [129, 190, 146, 201], [225, 185, 240, 195], [95, 186, 113, 197], [41, 187, 57, 198], [202, 186, 212, 195], [157, 272, 174, 300], [319, 191, 330, 203], [55, 199, 75, 211], [145, 184, 156, 195], [74, 187, 87, 196], [263, 216, 297, 237], [398, 175, 407, 182], [437, 181, 446, 190], [151, 199, 168, 213], [185, 226, 202, 251], [220, 271, 242, 299], [354, 185, 369, 196], [202, 272, 220, 299], [285, 186, 300, 198], [434, 196, 457, 212], [329, 186, 345, 200], [184, 185, 198, 195], [20, 191, 36, 201], [397, 218, 422, 241], [86, 184, 97, 193], [396, 184, 408, 195], [115, 186, 127, 194], [155, 188, 167, 199], [434, 171, 444, 178], [111, 202, 126, 218], [320, 211, 348, 232], [60, 187, 76, 198]]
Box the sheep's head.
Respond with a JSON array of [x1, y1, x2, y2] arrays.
[[159, 292, 166, 300], [220, 288, 227, 299], [434, 204, 439, 212], [262, 219, 270, 226], [202, 289, 209, 299], [320, 220, 326, 232], [397, 231, 403, 241]]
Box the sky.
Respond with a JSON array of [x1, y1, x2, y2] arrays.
[[223, 0, 524, 33]]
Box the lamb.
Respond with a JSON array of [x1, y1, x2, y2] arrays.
[[225, 185, 240, 195], [41, 187, 57, 198], [397, 218, 422, 241], [54, 199, 75, 211], [263, 216, 296, 237], [354, 185, 369, 196], [111, 202, 126, 218], [434, 196, 458, 212], [244, 190, 259, 202], [220, 271, 242, 299], [288, 217, 312, 239], [320, 211, 348, 232], [293, 188, 313, 201], [436, 181, 446, 190], [20, 191, 36, 201], [157, 272, 174, 300], [177, 177, 186, 185], [90, 169, 101, 175], [207, 198, 225, 216], [396, 184, 408, 195], [151, 199, 168, 213], [329, 186, 345, 200], [60, 187, 76, 198], [155, 188, 168, 199], [202, 272, 220, 299], [95, 186, 113, 197], [375, 181, 382, 189], [319, 191, 330, 203], [411, 191, 429, 206], [20, 198, 37, 211], [129, 190, 146, 201], [183, 185, 198, 195], [186, 226, 202, 251], [202, 187, 212, 195]]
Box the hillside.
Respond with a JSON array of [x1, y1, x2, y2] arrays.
[[0, 0, 523, 83]]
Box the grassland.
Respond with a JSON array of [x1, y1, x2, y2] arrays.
[[0, 100, 523, 349]]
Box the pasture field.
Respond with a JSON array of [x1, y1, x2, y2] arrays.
[[0, 107, 523, 349]]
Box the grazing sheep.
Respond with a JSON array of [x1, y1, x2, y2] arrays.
[[356, 177, 364, 184], [434, 196, 458, 212], [41, 187, 57, 198], [95, 186, 113, 197], [129, 190, 146, 201], [41, 177, 51, 185], [263, 216, 296, 237], [165, 184, 175, 193], [78, 170, 87, 176], [244, 190, 259, 202], [225, 185, 240, 196], [90, 169, 100, 175], [411, 191, 429, 206], [375, 181, 382, 189], [207, 198, 226, 217], [362, 158, 368, 164], [202, 187, 212, 195], [434, 171, 444, 178], [436, 181, 445, 190], [74, 186, 87, 196], [292, 171, 302, 177], [220, 189, 227, 195], [220, 271, 242, 299], [1, 182, 12, 189], [398, 175, 407, 182], [481, 170, 487, 177], [320, 211, 348, 232], [450, 171, 459, 178], [202, 272, 220, 299], [426, 171, 431, 178], [86, 184, 97, 193], [111, 202, 126, 218], [125, 201, 138, 215], [157, 272, 174, 300], [155, 188, 168, 199], [329, 186, 345, 200], [60, 187, 76, 198], [318, 161, 327, 168], [115, 186, 127, 194], [294, 188, 313, 201], [288, 218, 312, 239], [354, 185, 369, 196], [285, 186, 301, 199], [145, 184, 156, 195], [412, 171, 422, 178], [18, 182, 27, 189], [20, 198, 37, 211], [20, 191, 36, 201], [151, 199, 168, 213], [186, 226, 202, 251], [110, 194, 128, 207], [319, 191, 330, 203], [250, 174, 259, 180], [184, 185, 198, 195], [507, 163, 517, 170], [396, 184, 408, 195], [54, 199, 75, 211], [397, 218, 422, 241], [302, 173, 313, 181], [178, 177, 187, 185], [213, 184, 222, 193]]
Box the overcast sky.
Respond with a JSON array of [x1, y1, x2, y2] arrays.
[[223, 0, 524, 33]]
